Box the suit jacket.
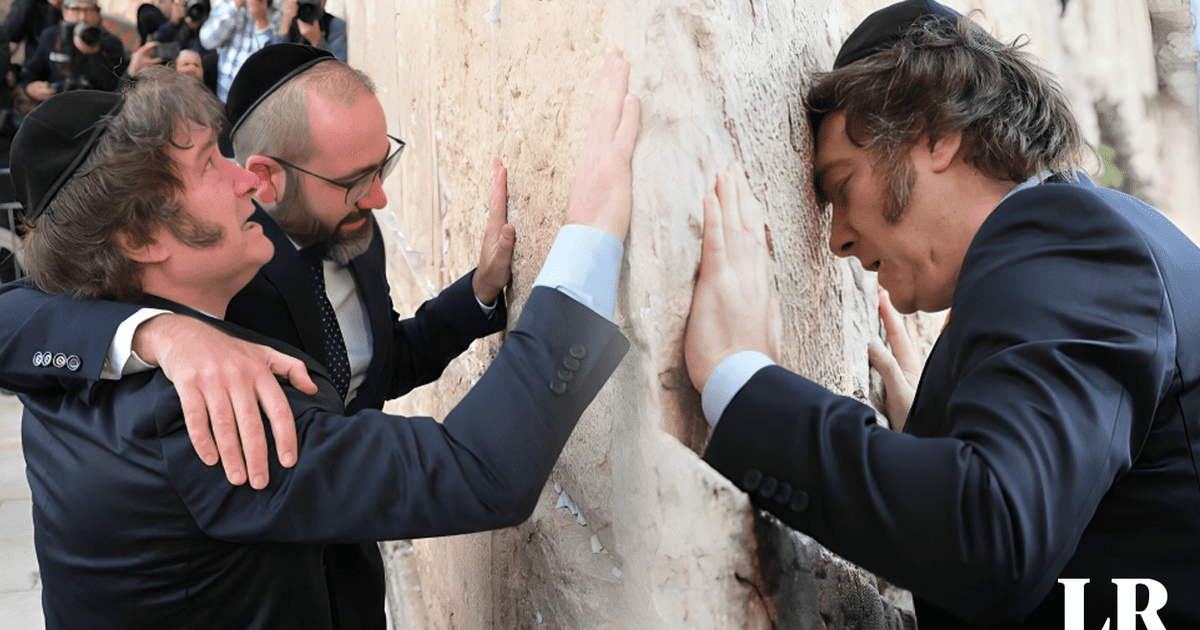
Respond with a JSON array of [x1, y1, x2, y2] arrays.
[[17, 286, 627, 630], [0, 206, 506, 629], [704, 176, 1200, 628]]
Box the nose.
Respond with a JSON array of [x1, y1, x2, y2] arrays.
[[356, 176, 387, 210], [231, 161, 261, 198], [828, 205, 857, 258]]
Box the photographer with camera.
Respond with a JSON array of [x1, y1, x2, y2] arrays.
[[153, 0, 211, 56], [270, 0, 343, 61], [199, 0, 280, 101], [19, 0, 127, 103]]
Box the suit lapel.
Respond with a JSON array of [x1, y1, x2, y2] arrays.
[[346, 216, 391, 403]]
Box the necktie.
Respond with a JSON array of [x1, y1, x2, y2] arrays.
[[301, 249, 351, 400]]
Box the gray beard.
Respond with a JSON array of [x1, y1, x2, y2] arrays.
[[325, 227, 373, 264]]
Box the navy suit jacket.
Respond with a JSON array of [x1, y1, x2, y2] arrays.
[[0, 206, 505, 629], [15, 286, 627, 629], [704, 176, 1200, 628]]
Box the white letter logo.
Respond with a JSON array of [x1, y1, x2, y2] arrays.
[[1059, 578, 1168, 630]]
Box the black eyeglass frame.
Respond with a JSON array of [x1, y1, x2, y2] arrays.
[[269, 134, 406, 205]]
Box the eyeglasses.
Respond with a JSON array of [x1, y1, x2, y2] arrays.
[[270, 134, 406, 205], [64, 4, 101, 13]]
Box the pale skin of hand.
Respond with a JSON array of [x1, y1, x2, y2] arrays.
[[279, 0, 298, 30], [24, 81, 56, 102], [565, 47, 641, 241], [132, 314, 318, 489], [684, 164, 783, 393], [127, 42, 165, 77], [472, 158, 515, 306], [296, 13, 321, 44], [867, 286, 922, 432]]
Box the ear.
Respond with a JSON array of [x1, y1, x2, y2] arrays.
[[244, 155, 281, 205], [115, 230, 168, 264], [928, 131, 963, 174]]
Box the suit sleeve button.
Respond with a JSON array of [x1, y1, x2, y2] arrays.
[[563, 357, 581, 371], [788, 491, 810, 513], [774, 482, 792, 504], [556, 368, 574, 382], [66, 355, 81, 372], [742, 469, 763, 492], [53, 353, 67, 369], [758, 476, 778, 499], [550, 379, 567, 395], [33, 352, 44, 367], [570, 344, 587, 359]]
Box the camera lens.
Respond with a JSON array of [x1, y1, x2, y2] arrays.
[[74, 23, 102, 47], [296, 0, 320, 23], [186, 0, 210, 22]]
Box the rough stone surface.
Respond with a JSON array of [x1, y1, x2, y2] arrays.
[[326, 1, 1199, 628]]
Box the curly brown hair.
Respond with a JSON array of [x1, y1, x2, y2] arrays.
[[807, 13, 1087, 221], [23, 67, 227, 302]]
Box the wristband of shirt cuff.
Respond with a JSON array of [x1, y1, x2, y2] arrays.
[[104, 308, 172, 379], [475, 293, 497, 316], [701, 351, 776, 427], [533, 224, 623, 320]]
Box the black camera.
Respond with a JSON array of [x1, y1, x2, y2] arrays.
[[296, 0, 320, 24], [152, 41, 182, 61], [186, 0, 210, 23], [74, 21, 103, 47]]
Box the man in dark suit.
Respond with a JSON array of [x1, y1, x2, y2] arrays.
[[684, 2, 1200, 628], [4, 44, 638, 629]]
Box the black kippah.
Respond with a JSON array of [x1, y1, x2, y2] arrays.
[[10, 90, 124, 222], [225, 44, 336, 138], [833, 0, 963, 69]]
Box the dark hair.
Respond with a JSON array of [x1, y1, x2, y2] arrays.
[[23, 67, 226, 301], [807, 13, 1086, 220]]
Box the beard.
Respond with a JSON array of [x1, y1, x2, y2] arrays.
[[323, 210, 374, 264], [272, 179, 375, 264]]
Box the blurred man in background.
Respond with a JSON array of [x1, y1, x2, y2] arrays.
[[19, 0, 126, 102]]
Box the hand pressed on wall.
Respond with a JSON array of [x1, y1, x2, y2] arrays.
[[565, 46, 641, 241], [473, 157, 515, 306], [684, 163, 783, 393], [867, 286, 921, 432]]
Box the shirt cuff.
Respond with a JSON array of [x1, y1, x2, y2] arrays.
[[102, 309, 172, 379], [701, 351, 776, 427], [533, 224, 623, 321], [475, 292, 498, 317]]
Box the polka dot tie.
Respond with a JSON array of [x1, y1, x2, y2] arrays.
[[301, 250, 350, 400]]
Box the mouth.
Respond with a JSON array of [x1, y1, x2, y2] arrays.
[[338, 211, 372, 233], [341, 216, 367, 231]]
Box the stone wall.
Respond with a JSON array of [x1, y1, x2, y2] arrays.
[[317, 1, 1198, 628]]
